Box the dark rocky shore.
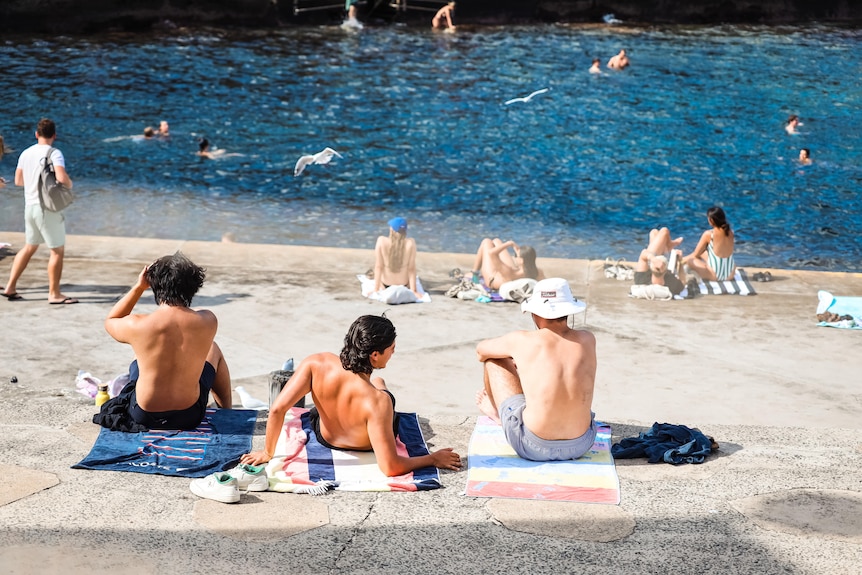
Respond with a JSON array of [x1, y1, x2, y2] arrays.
[[2, 0, 860, 34]]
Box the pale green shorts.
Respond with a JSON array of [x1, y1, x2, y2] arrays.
[[24, 204, 66, 248]]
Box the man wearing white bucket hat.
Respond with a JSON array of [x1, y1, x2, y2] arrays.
[[475, 277, 598, 461]]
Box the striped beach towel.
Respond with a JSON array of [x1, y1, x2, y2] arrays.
[[465, 416, 620, 503], [265, 407, 441, 493], [73, 408, 256, 477], [694, 269, 756, 296]]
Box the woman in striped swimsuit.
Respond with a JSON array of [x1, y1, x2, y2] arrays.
[[683, 206, 736, 282]]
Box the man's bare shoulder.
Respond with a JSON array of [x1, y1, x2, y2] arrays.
[[191, 308, 217, 322], [571, 328, 596, 347], [305, 351, 340, 369]]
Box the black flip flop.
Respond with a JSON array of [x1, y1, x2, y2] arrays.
[[1, 292, 23, 301], [49, 297, 79, 305]]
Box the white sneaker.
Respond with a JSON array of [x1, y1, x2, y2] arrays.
[[190, 472, 240, 503], [226, 463, 269, 492]]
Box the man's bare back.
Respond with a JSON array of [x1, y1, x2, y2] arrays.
[[477, 325, 596, 440], [301, 351, 395, 450], [475, 278, 596, 461], [111, 305, 217, 411], [103, 255, 232, 428], [241, 315, 460, 476]]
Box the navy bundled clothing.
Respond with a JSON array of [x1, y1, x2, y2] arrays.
[[611, 422, 716, 464], [92, 378, 147, 433]]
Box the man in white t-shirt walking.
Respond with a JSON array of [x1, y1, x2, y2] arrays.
[[1, 118, 77, 304]]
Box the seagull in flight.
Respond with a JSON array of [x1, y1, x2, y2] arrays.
[[294, 147, 343, 177], [504, 88, 550, 106]]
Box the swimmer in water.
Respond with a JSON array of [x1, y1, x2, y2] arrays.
[[607, 49, 629, 70], [196, 138, 241, 159], [589, 58, 601, 74], [785, 115, 801, 135], [798, 148, 812, 165], [197, 138, 223, 159]]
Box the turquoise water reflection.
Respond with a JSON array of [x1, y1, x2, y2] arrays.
[[0, 24, 860, 270]]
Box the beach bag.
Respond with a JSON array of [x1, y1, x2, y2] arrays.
[[38, 147, 74, 212]]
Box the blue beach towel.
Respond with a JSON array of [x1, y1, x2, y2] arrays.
[[816, 290, 862, 329], [73, 408, 257, 477]]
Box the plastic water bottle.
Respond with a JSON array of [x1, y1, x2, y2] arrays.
[[282, 358, 294, 372], [95, 384, 110, 407]]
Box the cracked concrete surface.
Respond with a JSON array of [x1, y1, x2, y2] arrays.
[[1, 233, 861, 574]]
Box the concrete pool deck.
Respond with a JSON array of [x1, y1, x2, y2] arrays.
[[0, 232, 860, 574]]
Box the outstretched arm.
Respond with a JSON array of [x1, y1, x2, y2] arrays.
[[240, 357, 314, 466], [683, 231, 711, 263], [366, 397, 461, 476]]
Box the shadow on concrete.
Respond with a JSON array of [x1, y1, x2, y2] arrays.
[[0, 511, 804, 574]]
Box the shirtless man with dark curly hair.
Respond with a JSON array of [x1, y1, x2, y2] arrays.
[[242, 315, 461, 476]]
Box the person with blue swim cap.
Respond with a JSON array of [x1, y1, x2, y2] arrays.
[[373, 217, 421, 298]]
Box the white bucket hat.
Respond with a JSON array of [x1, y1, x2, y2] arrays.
[[520, 277, 586, 319]]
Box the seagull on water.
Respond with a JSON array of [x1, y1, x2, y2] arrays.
[[504, 88, 550, 106], [294, 147, 343, 177]]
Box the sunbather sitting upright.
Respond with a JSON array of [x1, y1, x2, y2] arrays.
[[103, 252, 233, 430], [471, 238, 543, 290], [475, 278, 597, 461], [241, 315, 461, 476], [633, 227, 686, 296], [683, 206, 736, 282], [373, 217, 420, 297]]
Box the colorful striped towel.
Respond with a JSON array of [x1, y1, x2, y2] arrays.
[[73, 408, 256, 477], [465, 416, 620, 503], [265, 407, 441, 493], [691, 269, 756, 296]]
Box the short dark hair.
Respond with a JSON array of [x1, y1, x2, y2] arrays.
[[36, 118, 56, 139], [340, 315, 397, 375], [145, 252, 206, 307]]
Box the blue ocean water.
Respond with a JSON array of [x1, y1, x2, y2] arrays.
[[1, 24, 860, 271]]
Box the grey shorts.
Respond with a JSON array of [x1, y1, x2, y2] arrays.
[[24, 204, 66, 248], [499, 394, 597, 461]]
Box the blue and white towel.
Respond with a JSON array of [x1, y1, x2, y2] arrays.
[[816, 290, 862, 329]]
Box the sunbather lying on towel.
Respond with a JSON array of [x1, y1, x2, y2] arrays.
[[471, 238, 543, 291], [102, 252, 233, 430], [632, 227, 686, 296], [241, 315, 461, 476], [475, 278, 597, 461]]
